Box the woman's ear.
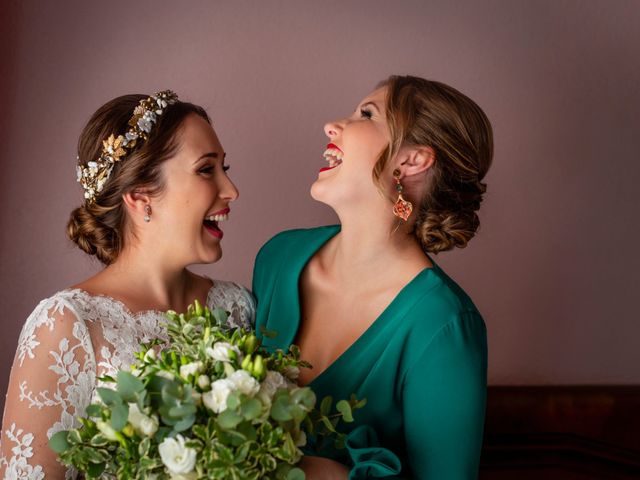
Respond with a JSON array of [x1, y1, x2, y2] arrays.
[[399, 145, 435, 178], [122, 190, 151, 218]]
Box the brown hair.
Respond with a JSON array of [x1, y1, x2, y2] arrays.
[[67, 94, 210, 265], [373, 75, 493, 253]]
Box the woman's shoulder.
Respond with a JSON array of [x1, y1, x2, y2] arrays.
[[206, 279, 256, 329], [399, 264, 486, 343], [255, 225, 340, 266]]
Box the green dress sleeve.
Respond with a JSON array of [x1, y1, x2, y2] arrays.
[[342, 312, 487, 479], [401, 311, 487, 478]]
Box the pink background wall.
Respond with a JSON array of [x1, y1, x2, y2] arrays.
[[1, 1, 639, 411]]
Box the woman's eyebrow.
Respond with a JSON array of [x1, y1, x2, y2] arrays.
[[193, 152, 226, 164], [359, 101, 380, 112]]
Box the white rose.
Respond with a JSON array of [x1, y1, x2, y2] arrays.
[[180, 361, 204, 380], [197, 374, 210, 389], [206, 342, 242, 363], [202, 379, 233, 413], [227, 369, 260, 397], [158, 434, 197, 475]]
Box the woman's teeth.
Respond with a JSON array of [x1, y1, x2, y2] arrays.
[[323, 148, 344, 168], [205, 214, 228, 222]]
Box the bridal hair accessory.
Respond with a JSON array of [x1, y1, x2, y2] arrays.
[[392, 169, 413, 221], [76, 90, 179, 203], [143, 205, 152, 223]]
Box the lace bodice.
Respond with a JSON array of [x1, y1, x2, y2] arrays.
[[0, 280, 255, 479]]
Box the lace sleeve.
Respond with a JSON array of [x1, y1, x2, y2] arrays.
[[207, 281, 256, 331], [0, 295, 97, 479]]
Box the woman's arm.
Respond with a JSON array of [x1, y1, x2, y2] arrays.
[[402, 311, 488, 479], [0, 299, 95, 479]]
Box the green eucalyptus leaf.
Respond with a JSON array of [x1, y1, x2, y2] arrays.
[[110, 402, 129, 430], [85, 403, 103, 417], [336, 400, 353, 422], [271, 396, 293, 422], [174, 414, 196, 432], [169, 404, 197, 418], [218, 409, 243, 429], [48, 431, 71, 453], [240, 397, 262, 420], [212, 307, 229, 326], [96, 387, 122, 406], [287, 467, 306, 480], [226, 392, 241, 410], [116, 371, 145, 401]]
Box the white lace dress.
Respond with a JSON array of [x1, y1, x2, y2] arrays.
[[0, 280, 255, 479]]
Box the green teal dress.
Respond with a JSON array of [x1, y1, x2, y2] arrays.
[[252, 226, 487, 479]]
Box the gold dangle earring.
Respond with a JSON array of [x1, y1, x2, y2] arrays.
[[144, 205, 152, 223], [392, 169, 413, 221]]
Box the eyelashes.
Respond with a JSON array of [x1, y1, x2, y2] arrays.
[[198, 164, 230, 175], [360, 108, 373, 119]]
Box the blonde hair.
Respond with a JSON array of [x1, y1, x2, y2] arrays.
[[373, 75, 493, 253]]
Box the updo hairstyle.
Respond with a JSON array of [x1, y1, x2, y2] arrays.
[[373, 75, 493, 253]]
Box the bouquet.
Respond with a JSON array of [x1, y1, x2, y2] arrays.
[[49, 300, 365, 479]]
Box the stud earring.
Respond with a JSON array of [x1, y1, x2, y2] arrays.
[[392, 169, 413, 221], [144, 205, 152, 222]]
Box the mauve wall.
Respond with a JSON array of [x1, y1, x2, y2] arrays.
[[1, 1, 639, 412]]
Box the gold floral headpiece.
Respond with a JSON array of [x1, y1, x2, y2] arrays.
[[76, 90, 179, 203]]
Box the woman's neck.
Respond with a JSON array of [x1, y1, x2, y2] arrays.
[[79, 244, 197, 313], [323, 211, 430, 283]]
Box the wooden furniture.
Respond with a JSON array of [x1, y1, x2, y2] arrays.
[[480, 386, 640, 479]]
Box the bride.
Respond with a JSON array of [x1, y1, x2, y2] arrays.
[[0, 91, 255, 478]]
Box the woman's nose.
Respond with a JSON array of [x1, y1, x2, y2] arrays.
[[324, 119, 343, 138], [221, 176, 239, 202]]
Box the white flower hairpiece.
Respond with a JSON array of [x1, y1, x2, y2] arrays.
[[76, 90, 179, 203]]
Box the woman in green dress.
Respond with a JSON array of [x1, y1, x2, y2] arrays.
[[252, 75, 493, 479]]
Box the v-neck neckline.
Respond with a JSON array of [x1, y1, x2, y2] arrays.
[[282, 225, 438, 389]]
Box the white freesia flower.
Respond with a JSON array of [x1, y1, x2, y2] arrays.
[[180, 361, 204, 379], [228, 369, 260, 397], [144, 348, 157, 362], [159, 434, 197, 475], [202, 379, 233, 413], [139, 415, 159, 437], [206, 342, 241, 363], [155, 370, 176, 380], [128, 403, 159, 437]]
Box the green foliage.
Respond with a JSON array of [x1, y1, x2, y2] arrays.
[[49, 301, 366, 479]]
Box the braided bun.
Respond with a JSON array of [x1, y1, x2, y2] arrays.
[[67, 204, 121, 265]]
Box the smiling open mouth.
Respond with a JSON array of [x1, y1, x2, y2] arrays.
[[320, 144, 343, 172], [203, 210, 229, 239]]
